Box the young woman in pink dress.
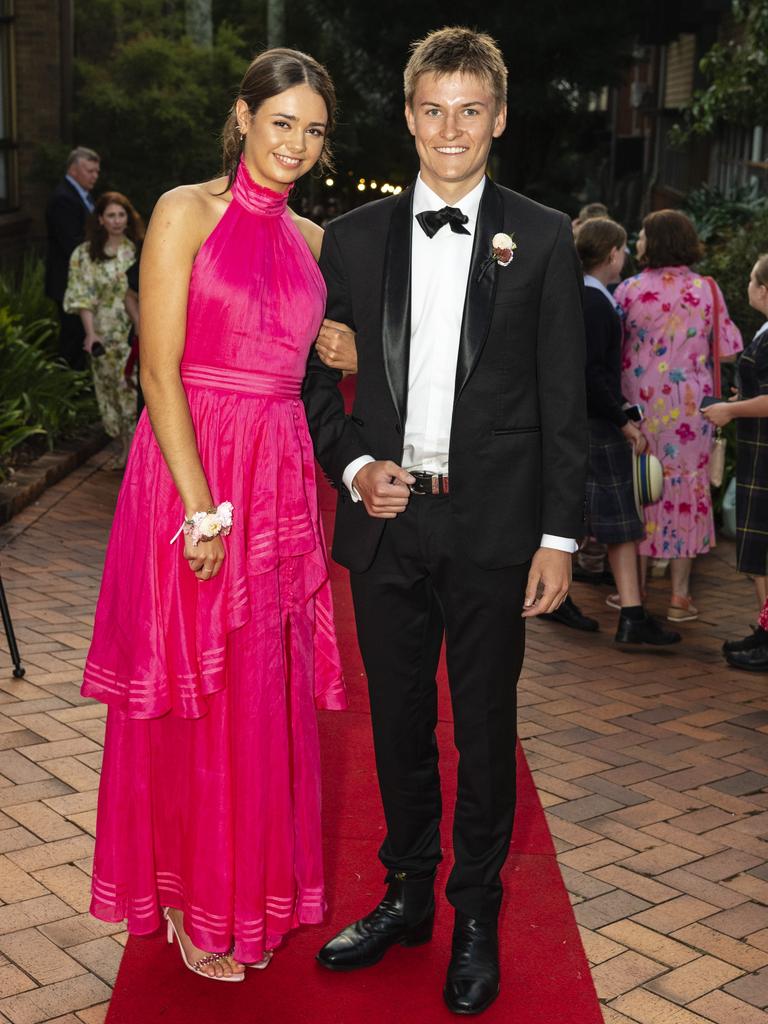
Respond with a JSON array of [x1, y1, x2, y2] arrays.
[[81, 49, 346, 981], [616, 210, 742, 621]]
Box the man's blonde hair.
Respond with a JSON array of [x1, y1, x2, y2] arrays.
[[404, 27, 508, 112]]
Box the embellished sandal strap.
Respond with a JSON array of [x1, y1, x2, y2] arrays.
[[194, 949, 236, 971]]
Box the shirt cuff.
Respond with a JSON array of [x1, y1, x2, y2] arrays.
[[540, 534, 578, 554], [343, 455, 375, 501]]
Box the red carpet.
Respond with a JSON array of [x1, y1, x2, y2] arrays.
[[105, 387, 601, 1023]]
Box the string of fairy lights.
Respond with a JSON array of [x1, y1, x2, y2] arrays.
[[323, 176, 403, 196]]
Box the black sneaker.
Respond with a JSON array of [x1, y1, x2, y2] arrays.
[[722, 626, 767, 654], [540, 596, 599, 632], [615, 611, 681, 646]]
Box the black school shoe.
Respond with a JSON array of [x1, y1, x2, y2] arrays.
[[724, 645, 768, 672], [723, 626, 768, 654], [615, 611, 681, 646], [540, 596, 599, 632]]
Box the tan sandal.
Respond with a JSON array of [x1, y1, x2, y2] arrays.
[[667, 595, 698, 622]]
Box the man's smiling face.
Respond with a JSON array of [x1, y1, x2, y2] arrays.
[[405, 71, 506, 200]]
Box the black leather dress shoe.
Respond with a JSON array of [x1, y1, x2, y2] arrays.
[[724, 644, 768, 672], [540, 596, 599, 632], [316, 876, 434, 970], [615, 612, 681, 646], [723, 626, 767, 654], [443, 913, 500, 1015]]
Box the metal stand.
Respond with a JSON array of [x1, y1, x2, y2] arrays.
[[0, 576, 25, 678]]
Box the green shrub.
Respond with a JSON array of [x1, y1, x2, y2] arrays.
[[0, 311, 97, 442], [0, 263, 99, 477]]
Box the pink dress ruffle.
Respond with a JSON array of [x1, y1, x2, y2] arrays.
[[83, 160, 346, 962]]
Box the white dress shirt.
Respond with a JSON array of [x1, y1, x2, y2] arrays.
[[65, 174, 95, 213], [343, 173, 576, 554]]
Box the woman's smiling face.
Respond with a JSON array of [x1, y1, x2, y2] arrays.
[[238, 83, 328, 193]]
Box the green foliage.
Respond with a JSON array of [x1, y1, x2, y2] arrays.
[[73, 23, 248, 214], [0, 312, 98, 453], [0, 256, 58, 340], [682, 184, 768, 244], [695, 203, 768, 342], [0, 262, 99, 475], [671, 0, 768, 143]]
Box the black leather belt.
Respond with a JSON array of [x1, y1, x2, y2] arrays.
[[409, 471, 450, 496]]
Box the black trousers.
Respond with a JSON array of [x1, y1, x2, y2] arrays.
[[350, 494, 529, 921], [56, 303, 87, 371]]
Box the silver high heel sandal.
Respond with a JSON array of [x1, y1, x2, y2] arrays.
[[163, 908, 245, 982]]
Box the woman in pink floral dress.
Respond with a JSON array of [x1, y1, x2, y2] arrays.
[[616, 210, 742, 621]]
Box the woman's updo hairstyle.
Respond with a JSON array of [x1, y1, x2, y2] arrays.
[[575, 217, 627, 274], [222, 48, 336, 189]]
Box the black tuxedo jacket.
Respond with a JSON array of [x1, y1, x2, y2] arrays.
[[303, 178, 588, 573], [45, 180, 90, 303]]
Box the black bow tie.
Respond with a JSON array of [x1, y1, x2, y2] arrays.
[[416, 206, 470, 239]]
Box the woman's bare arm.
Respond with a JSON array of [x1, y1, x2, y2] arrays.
[[139, 187, 228, 580]]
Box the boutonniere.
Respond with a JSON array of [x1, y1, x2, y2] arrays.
[[478, 231, 517, 282], [492, 232, 517, 266]]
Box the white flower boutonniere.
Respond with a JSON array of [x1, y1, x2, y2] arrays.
[[477, 231, 517, 282], [491, 232, 517, 267]]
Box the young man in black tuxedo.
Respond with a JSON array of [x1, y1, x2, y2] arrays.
[[45, 147, 100, 369], [303, 27, 587, 1015]]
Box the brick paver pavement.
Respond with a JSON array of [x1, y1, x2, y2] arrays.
[[0, 452, 766, 1024]]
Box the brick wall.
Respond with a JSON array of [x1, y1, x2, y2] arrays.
[[0, 1, 66, 261]]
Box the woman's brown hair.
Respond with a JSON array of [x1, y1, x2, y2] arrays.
[[221, 48, 336, 190], [640, 209, 704, 269], [754, 253, 768, 288], [575, 217, 627, 273], [86, 192, 144, 261]]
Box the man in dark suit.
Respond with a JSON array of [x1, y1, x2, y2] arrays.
[[45, 147, 100, 369], [303, 27, 587, 1015]]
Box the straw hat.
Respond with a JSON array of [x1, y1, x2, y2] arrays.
[[633, 450, 663, 517]]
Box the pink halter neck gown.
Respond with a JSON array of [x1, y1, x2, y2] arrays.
[[83, 160, 346, 962]]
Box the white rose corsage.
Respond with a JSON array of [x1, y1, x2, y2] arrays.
[[170, 501, 234, 547]]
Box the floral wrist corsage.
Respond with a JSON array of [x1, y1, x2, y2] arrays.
[[170, 501, 234, 546]]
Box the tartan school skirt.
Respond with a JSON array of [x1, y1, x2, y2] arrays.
[[585, 418, 645, 545], [735, 431, 768, 576]]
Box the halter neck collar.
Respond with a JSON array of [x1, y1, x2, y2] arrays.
[[231, 158, 292, 216]]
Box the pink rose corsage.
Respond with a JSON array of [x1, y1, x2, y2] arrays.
[[170, 501, 234, 547]]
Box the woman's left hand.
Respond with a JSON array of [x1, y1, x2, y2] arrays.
[[702, 402, 734, 427], [315, 319, 358, 374]]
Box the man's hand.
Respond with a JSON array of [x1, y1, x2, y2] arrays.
[[522, 548, 571, 618], [316, 318, 358, 374], [353, 461, 415, 518]]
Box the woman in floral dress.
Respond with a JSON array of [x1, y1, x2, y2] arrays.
[[616, 210, 742, 621], [64, 191, 144, 468]]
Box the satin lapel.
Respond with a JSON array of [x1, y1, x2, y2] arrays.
[[455, 178, 504, 400], [381, 186, 413, 426]]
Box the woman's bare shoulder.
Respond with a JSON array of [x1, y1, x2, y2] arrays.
[[147, 181, 230, 251], [153, 179, 229, 218], [288, 209, 324, 260]]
